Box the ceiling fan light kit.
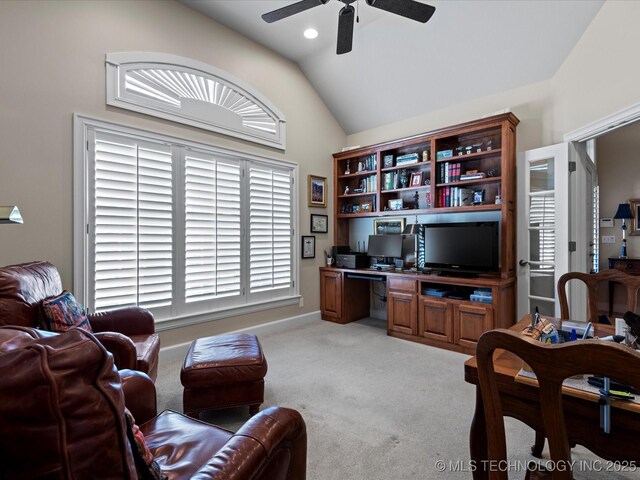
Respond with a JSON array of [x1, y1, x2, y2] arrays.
[[262, 0, 435, 55]]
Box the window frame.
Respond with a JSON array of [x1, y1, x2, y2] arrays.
[[74, 114, 299, 331], [105, 52, 286, 150]]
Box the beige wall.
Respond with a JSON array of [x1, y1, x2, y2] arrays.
[[2, 0, 639, 346], [0, 0, 346, 346], [348, 1, 640, 156], [596, 122, 640, 269]]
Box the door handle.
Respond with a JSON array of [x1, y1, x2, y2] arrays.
[[519, 260, 529, 267]]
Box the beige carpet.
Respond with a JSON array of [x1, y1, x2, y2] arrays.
[[156, 319, 635, 479]]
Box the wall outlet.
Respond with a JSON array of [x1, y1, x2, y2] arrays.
[[298, 297, 304, 307], [601, 235, 616, 244]]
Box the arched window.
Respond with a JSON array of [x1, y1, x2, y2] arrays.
[[106, 53, 286, 150]]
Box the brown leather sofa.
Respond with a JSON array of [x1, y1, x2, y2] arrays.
[[0, 326, 307, 479], [0, 260, 160, 380]]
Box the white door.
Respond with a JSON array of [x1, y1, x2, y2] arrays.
[[567, 141, 599, 318], [517, 144, 570, 319]]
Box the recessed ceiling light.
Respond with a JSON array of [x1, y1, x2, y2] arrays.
[[304, 28, 318, 39]]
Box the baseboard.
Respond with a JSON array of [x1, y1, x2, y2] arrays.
[[159, 310, 321, 364]]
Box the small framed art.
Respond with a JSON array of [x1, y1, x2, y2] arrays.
[[374, 217, 405, 235], [360, 200, 373, 212], [388, 199, 403, 211], [310, 214, 328, 233], [301, 235, 316, 258], [308, 175, 327, 208], [410, 172, 423, 187]]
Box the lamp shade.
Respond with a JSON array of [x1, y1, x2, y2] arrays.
[[402, 223, 422, 235], [0, 206, 23, 224], [614, 203, 634, 220]]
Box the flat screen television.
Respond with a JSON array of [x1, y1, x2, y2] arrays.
[[423, 222, 499, 275]]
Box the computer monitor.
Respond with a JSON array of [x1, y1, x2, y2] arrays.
[[367, 234, 402, 259]]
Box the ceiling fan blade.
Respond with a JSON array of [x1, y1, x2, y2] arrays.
[[262, 0, 328, 24], [336, 4, 355, 55], [365, 0, 435, 23]]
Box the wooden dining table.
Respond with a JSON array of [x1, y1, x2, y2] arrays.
[[464, 315, 640, 480]]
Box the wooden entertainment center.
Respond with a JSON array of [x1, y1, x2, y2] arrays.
[[319, 113, 519, 354]]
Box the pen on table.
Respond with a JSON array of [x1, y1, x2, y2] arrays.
[[532, 306, 540, 328], [582, 322, 593, 340]]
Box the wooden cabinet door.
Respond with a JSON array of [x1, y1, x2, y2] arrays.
[[320, 270, 343, 321], [454, 303, 493, 350], [418, 297, 453, 343], [388, 292, 417, 335]]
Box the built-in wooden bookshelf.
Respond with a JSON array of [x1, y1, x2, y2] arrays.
[[332, 112, 519, 278]]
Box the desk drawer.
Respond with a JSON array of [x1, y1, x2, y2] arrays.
[[609, 258, 640, 275], [388, 277, 418, 293]]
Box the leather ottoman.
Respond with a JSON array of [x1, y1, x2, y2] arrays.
[[181, 333, 268, 418]]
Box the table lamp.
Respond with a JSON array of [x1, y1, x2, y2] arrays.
[[0, 206, 23, 224], [613, 202, 634, 258], [402, 221, 422, 270]]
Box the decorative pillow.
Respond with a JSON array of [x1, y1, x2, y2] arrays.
[[124, 408, 166, 480], [41, 291, 93, 333]]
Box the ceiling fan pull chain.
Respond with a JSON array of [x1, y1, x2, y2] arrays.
[[356, 0, 359, 23]]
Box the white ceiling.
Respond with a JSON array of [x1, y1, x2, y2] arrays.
[[181, 0, 604, 135]]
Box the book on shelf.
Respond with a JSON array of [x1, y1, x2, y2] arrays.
[[460, 172, 487, 181], [470, 294, 492, 304], [359, 174, 377, 193], [396, 153, 419, 165], [436, 149, 453, 160], [383, 172, 401, 190]]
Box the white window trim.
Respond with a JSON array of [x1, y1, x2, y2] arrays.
[[106, 52, 286, 150], [73, 113, 299, 331]]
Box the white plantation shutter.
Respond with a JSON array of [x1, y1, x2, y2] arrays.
[[249, 165, 293, 295], [92, 132, 172, 312], [80, 119, 298, 325], [184, 153, 242, 303]]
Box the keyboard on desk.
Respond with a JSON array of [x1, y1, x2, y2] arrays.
[[370, 264, 392, 270]]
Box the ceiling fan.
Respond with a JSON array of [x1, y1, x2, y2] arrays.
[[261, 0, 436, 55]]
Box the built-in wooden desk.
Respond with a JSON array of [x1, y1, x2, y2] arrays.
[[319, 266, 516, 354]]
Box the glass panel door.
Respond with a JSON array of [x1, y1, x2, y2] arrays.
[[517, 144, 570, 319]]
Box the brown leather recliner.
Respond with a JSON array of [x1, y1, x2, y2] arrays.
[[0, 326, 307, 479], [0, 260, 160, 380]]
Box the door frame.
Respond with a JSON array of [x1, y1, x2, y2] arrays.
[[563, 102, 640, 143]]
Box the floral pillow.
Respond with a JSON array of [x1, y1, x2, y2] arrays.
[[41, 291, 93, 333], [124, 408, 166, 480]]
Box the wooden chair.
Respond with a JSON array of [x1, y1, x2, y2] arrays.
[[557, 270, 640, 323], [530, 270, 640, 460], [476, 328, 640, 480]]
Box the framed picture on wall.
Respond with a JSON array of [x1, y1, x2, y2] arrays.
[[374, 217, 405, 235], [310, 214, 328, 233], [630, 198, 640, 236], [308, 175, 327, 207], [301, 235, 316, 258]]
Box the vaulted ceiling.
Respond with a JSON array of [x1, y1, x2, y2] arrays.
[[181, 0, 604, 135]]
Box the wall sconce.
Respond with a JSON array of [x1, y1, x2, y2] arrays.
[[614, 202, 634, 258], [0, 206, 23, 224]]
